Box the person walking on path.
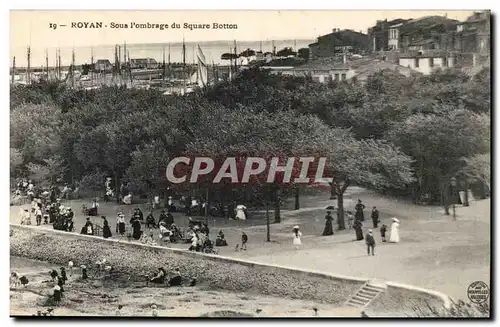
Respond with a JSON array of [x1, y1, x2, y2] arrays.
[[292, 225, 302, 250], [101, 216, 112, 239], [355, 199, 365, 222], [235, 231, 248, 251], [389, 218, 400, 243], [371, 206, 380, 228], [353, 219, 364, 241], [380, 224, 387, 242], [322, 211, 334, 236], [365, 229, 375, 256]]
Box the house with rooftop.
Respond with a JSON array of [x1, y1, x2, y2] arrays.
[[308, 29, 370, 61], [130, 58, 159, 69], [398, 50, 456, 75], [293, 56, 414, 83], [94, 59, 113, 72]]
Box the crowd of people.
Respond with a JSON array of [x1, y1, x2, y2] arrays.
[[16, 180, 76, 233], [318, 199, 401, 256]]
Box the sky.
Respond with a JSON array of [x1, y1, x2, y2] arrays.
[[10, 10, 475, 50]]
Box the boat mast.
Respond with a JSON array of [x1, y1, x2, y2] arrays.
[[168, 43, 171, 80], [57, 49, 61, 81], [182, 37, 186, 93], [11, 56, 15, 84], [162, 45, 165, 82], [71, 48, 75, 87], [91, 47, 94, 86], [26, 46, 31, 84], [233, 40, 237, 73]]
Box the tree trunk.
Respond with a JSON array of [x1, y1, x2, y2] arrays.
[[202, 187, 207, 223], [115, 173, 120, 204], [294, 187, 300, 210], [329, 183, 336, 199], [463, 178, 469, 206], [274, 186, 281, 223], [337, 191, 345, 230], [266, 188, 270, 242], [441, 180, 450, 215]]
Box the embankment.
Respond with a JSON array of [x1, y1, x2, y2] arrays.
[[10, 224, 451, 316]]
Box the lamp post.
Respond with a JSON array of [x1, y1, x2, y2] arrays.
[[450, 177, 457, 220]]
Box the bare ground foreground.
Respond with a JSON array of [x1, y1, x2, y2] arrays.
[[10, 257, 358, 317], [10, 187, 490, 306]]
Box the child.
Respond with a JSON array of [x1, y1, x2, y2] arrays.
[[380, 224, 387, 242], [115, 305, 123, 316], [366, 229, 375, 256], [241, 232, 248, 251], [151, 304, 158, 317], [235, 232, 248, 251], [126, 224, 133, 242], [347, 211, 354, 229]]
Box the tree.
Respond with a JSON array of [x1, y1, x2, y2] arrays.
[[221, 53, 238, 60], [389, 110, 490, 214], [239, 48, 256, 57], [10, 148, 23, 178], [319, 131, 415, 229], [10, 103, 62, 166], [297, 48, 310, 61], [276, 47, 296, 57]]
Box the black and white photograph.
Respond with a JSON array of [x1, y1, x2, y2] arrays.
[[8, 9, 491, 318]]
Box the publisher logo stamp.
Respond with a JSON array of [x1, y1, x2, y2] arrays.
[[467, 281, 489, 304]]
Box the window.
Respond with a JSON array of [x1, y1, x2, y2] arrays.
[[341, 73, 347, 81], [415, 58, 419, 68], [429, 58, 434, 67], [443, 57, 447, 67], [334, 74, 339, 81]]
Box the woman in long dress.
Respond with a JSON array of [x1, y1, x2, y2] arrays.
[[353, 219, 364, 241], [389, 218, 400, 243], [101, 216, 112, 239], [322, 211, 334, 236], [355, 199, 365, 222], [131, 217, 142, 240], [292, 225, 302, 250], [235, 204, 247, 220]]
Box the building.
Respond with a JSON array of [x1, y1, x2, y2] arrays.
[[294, 56, 414, 83], [94, 59, 113, 72], [308, 29, 370, 61], [373, 16, 458, 52], [398, 50, 456, 75], [130, 58, 159, 69], [454, 11, 491, 54], [368, 19, 411, 52]]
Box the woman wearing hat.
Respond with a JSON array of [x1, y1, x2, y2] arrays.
[[322, 211, 334, 236], [101, 216, 112, 239], [389, 218, 400, 243], [292, 225, 302, 250], [116, 213, 126, 236]]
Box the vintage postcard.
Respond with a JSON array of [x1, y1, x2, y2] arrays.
[[9, 10, 491, 318]]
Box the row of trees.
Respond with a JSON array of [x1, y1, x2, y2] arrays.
[[221, 47, 309, 61], [10, 66, 490, 229]]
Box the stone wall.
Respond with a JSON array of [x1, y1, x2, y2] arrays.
[[10, 225, 450, 316]]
